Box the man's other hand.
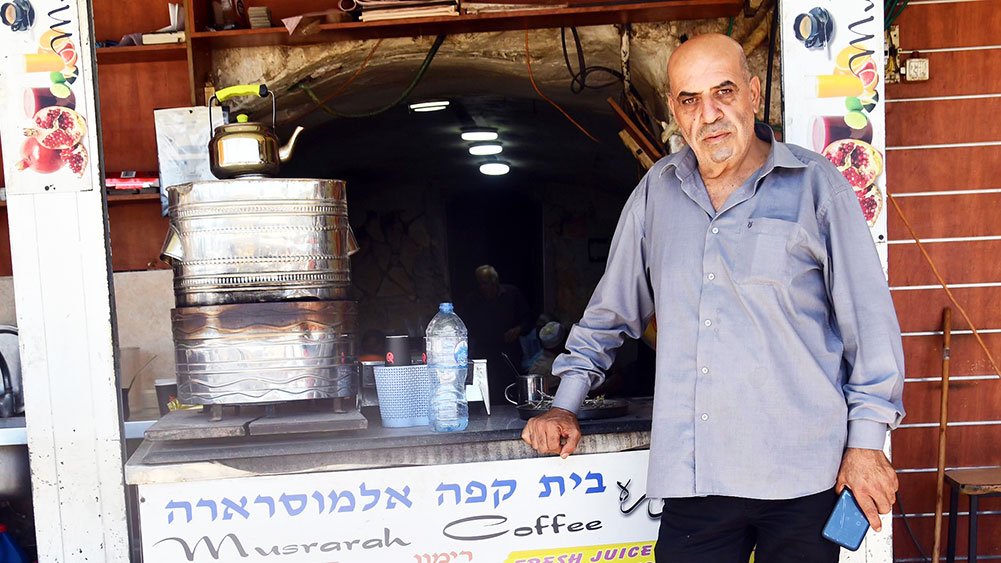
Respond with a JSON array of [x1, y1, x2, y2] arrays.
[[521, 407, 581, 459], [835, 447, 899, 532]]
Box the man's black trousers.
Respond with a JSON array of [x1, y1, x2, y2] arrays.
[[655, 488, 841, 562]]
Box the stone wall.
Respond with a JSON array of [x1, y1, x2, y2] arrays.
[[213, 13, 783, 138], [347, 183, 451, 338], [344, 177, 632, 337]]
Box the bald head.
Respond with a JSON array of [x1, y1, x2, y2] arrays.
[[668, 33, 751, 96], [665, 32, 766, 178]]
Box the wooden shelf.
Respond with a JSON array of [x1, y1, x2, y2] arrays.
[[96, 44, 188, 65], [106, 192, 162, 204], [190, 0, 741, 48]]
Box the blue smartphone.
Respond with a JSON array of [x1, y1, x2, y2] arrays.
[[822, 488, 870, 551]]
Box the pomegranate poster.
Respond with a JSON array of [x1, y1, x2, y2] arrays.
[[0, 0, 97, 192], [779, 0, 887, 268]]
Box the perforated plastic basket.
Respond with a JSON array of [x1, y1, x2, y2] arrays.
[[373, 364, 432, 428]]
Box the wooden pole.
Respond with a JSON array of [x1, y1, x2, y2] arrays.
[[931, 307, 952, 563]]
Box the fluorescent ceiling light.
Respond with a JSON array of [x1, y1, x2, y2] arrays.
[[479, 161, 510, 176], [468, 142, 503, 156], [461, 127, 498, 142], [409, 101, 450, 112]]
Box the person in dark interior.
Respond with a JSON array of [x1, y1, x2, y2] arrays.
[[527, 320, 566, 393], [520, 313, 553, 372], [458, 265, 533, 405], [521, 33, 905, 562]]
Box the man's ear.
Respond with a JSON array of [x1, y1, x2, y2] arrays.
[[748, 75, 762, 108], [666, 94, 677, 120]]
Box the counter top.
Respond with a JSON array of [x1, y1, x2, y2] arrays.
[[125, 399, 653, 485]]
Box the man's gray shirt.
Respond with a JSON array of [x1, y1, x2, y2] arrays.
[[551, 126, 905, 500]]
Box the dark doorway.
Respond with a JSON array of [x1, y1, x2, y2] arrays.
[[445, 189, 543, 317]]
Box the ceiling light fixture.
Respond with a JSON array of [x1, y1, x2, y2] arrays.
[[468, 142, 503, 156], [461, 127, 499, 142], [479, 161, 510, 176], [409, 100, 450, 112]]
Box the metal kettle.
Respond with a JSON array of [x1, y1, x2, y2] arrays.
[[208, 84, 304, 179]]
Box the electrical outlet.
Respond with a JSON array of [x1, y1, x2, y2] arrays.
[[905, 58, 930, 81]]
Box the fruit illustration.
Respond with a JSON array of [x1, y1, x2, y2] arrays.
[[38, 29, 73, 53], [57, 43, 77, 67], [60, 144, 89, 177], [823, 139, 884, 192], [24, 87, 76, 117], [24, 106, 87, 149], [16, 138, 63, 174], [851, 57, 878, 87], [854, 184, 883, 227]]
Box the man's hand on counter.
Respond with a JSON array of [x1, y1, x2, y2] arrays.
[[522, 407, 581, 459]]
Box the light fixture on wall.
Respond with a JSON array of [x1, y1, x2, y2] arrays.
[[460, 127, 499, 142], [479, 160, 510, 176], [468, 141, 503, 156], [409, 100, 450, 113]]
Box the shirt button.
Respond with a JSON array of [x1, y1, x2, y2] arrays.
[[707, 273, 716, 281], [700, 414, 709, 421], [701, 367, 709, 374], [711, 227, 719, 234], [704, 319, 712, 327]]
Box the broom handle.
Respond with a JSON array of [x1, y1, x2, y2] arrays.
[[931, 307, 952, 563]]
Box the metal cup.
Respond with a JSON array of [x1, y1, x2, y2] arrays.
[[504, 373, 550, 405]]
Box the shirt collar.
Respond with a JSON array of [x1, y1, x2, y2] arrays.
[[659, 122, 807, 181]]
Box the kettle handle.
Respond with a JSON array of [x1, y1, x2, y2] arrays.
[[208, 84, 276, 135], [215, 84, 269, 103]]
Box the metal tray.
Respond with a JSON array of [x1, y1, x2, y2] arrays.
[[516, 399, 629, 421]]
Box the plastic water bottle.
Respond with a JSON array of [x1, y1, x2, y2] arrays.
[[426, 302, 469, 432], [0, 523, 27, 563]]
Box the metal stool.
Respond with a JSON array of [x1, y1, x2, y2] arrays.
[[945, 468, 1001, 563]]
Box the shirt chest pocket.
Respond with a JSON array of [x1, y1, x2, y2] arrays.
[[731, 218, 803, 286]]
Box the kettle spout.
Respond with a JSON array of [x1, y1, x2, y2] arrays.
[[279, 126, 305, 163]]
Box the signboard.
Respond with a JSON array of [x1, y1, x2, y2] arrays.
[[780, 0, 888, 268], [0, 0, 99, 193], [138, 451, 662, 563]]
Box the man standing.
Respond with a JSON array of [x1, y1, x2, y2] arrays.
[[459, 265, 533, 404], [522, 33, 904, 562]]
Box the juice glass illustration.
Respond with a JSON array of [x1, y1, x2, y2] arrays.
[[815, 74, 863, 98]]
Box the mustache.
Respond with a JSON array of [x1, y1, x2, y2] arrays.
[[698, 121, 734, 140]]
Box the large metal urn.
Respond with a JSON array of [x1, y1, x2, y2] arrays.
[[161, 178, 358, 307]]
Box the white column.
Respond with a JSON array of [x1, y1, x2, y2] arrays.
[[780, 1, 892, 562], [0, 0, 129, 558]]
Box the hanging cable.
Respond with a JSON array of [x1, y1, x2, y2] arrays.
[[560, 27, 623, 94], [525, 30, 599, 143], [762, 3, 778, 125], [886, 0, 910, 29], [894, 493, 931, 563], [286, 38, 384, 122], [295, 34, 446, 119], [311, 40, 381, 107]]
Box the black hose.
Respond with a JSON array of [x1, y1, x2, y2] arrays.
[[763, 5, 778, 126], [560, 27, 623, 94], [297, 34, 447, 119]]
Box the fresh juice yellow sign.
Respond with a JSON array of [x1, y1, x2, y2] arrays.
[[506, 541, 656, 563]]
